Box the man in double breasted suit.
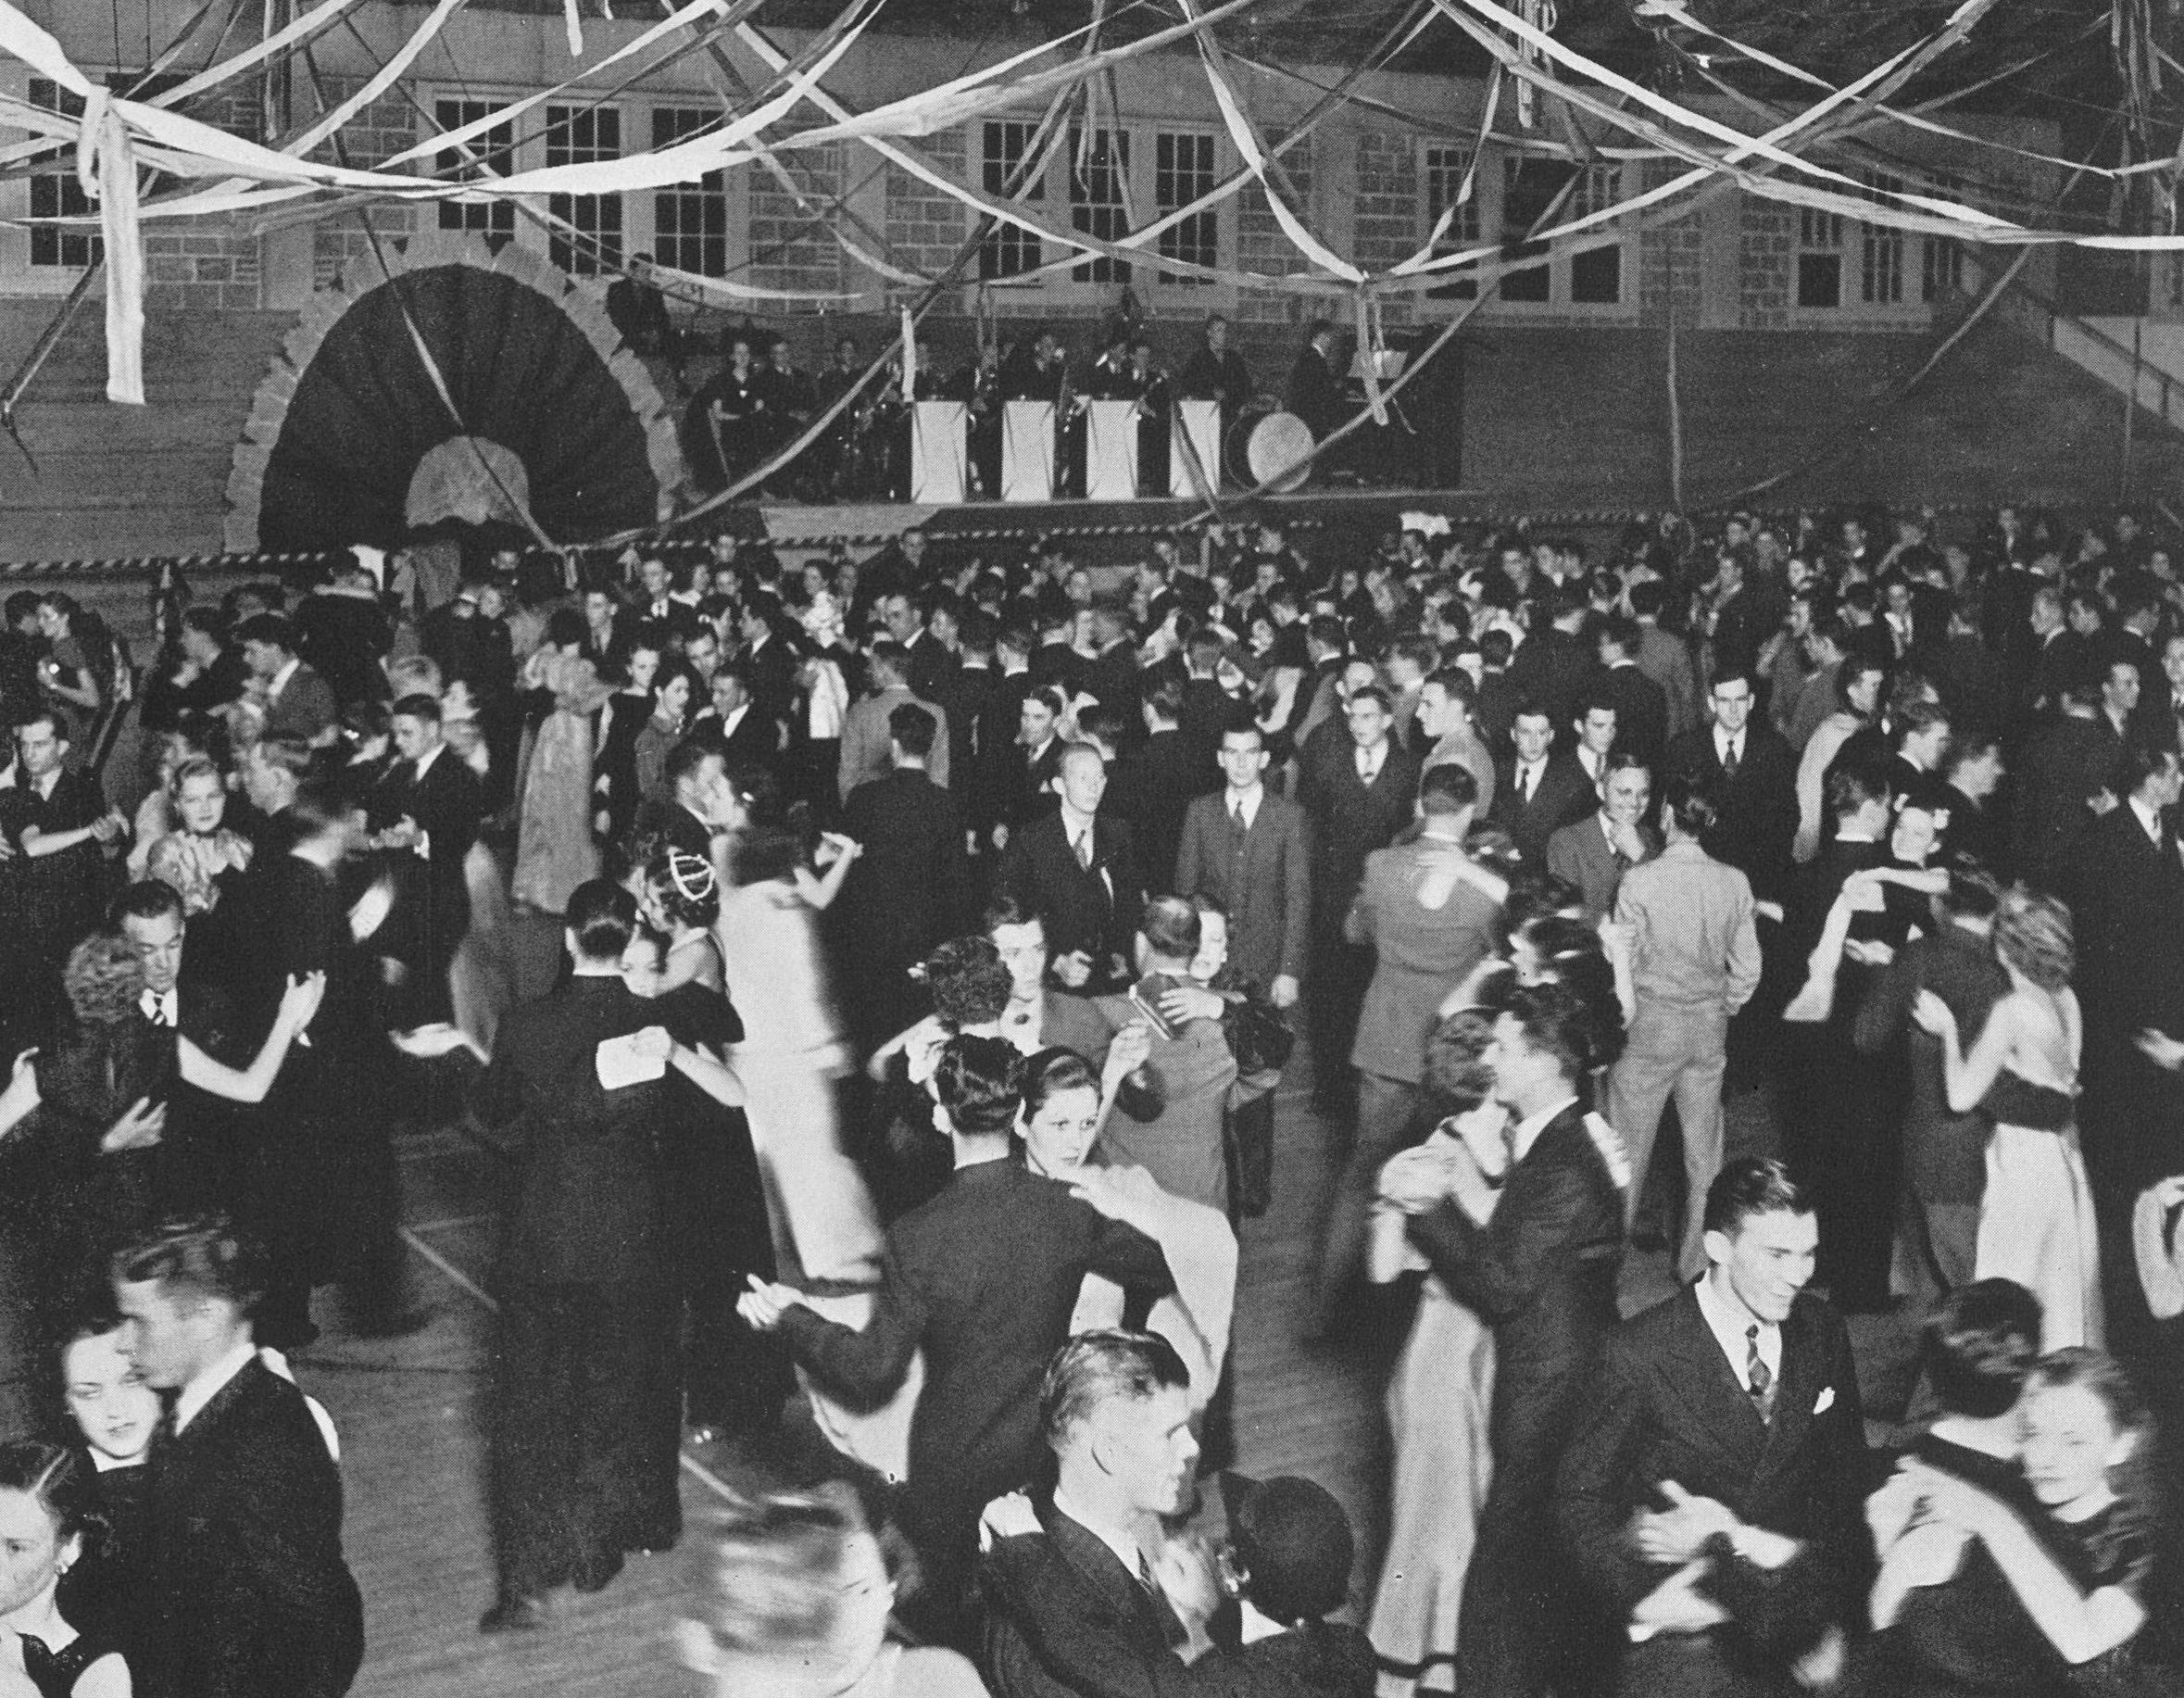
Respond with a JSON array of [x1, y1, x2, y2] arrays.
[[1000, 743, 1144, 996], [1490, 701, 1595, 868], [1557, 1159, 1867, 1698], [112, 1216, 364, 1698]]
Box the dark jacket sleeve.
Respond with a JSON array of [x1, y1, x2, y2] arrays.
[[1278, 806, 1312, 983], [774, 1243, 926, 1410], [1403, 1141, 1591, 1322], [1553, 1329, 1659, 1616], [1087, 1215, 1175, 1295], [1850, 941, 1919, 1055]]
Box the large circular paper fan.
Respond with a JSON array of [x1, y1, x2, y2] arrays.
[[227, 234, 687, 554]]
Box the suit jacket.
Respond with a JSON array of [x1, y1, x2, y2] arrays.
[[1636, 625, 1701, 744], [375, 745, 483, 955], [1407, 1105, 1623, 1474], [141, 1358, 363, 1698], [778, 1162, 1169, 1574], [1509, 625, 1597, 735], [838, 685, 951, 801], [259, 662, 336, 744], [1664, 724, 1798, 902], [694, 700, 779, 771], [904, 627, 958, 703], [1001, 809, 1144, 991], [1345, 839, 1500, 1084], [838, 768, 970, 971], [1490, 752, 1596, 867], [2011, 713, 2122, 893], [1596, 659, 1670, 775], [2072, 803, 2184, 1074], [1547, 811, 1661, 925], [1109, 731, 1216, 897], [1174, 789, 1311, 991], [469, 975, 673, 1286], [1296, 736, 1423, 931], [1556, 1287, 1868, 1658]]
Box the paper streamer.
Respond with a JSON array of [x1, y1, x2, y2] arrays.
[[76, 93, 144, 404]]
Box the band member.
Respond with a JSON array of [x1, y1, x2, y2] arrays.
[[1285, 317, 1346, 444], [1086, 326, 1133, 398], [1000, 329, 1079, 497], [605, 254, 679, 381], [682, 331, 767, 495], [1127, 336, 1172, 495], [1178, 312, 1253, 483], [965, 343, 1004, 499], [759, 333, 816, 491]]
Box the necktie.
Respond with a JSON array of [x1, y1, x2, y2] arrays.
[[1746, 1323, 1775, 1420], [1075, 829, 1093, 871], [1230, 799, 1249, 849], [142, 988, 173, 1027], [1722, 739, 1740, 780], [1359, 750, 1381, 786], [1523, 765, 1538, 804]]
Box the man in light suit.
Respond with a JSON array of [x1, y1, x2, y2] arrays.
[[1556, 1160, 1866, 1698], [837, 641, 950, 802], [113, 1215, 364, 1698], [1604, 774, 1764, 1282], [1000, 743, 1143, 995], [1490, 700, 1595, 867], [1173, 722, 1309, 1009], [1547, 752, 1660, 925], [1319, 763, 1500, 1328]]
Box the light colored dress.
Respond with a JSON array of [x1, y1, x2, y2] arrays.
[[511, 652, 609, 913], [1977, 1061, 2102, 1349], [1367, 1112, 1500, 1698]]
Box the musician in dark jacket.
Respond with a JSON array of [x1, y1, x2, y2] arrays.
[[1284, 319, 1345, 444], [1557, 1159, 1868, 1698], [1388, 983, 1626, 1698], [112, 1215, 364, 1698]]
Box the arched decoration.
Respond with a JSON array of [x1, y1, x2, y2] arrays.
[[226, 234, 687, 553]]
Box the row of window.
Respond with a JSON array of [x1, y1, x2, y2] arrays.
[[15, 83, 1973, 312]]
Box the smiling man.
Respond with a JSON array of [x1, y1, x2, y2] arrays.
[[1557, 1158, 1867, 1698]]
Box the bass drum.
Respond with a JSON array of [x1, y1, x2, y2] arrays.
[[1245, 410, 1315, 493], [1223, 403, 1274, 486]]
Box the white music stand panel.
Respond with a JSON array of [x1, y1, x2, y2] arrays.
[[1085, 400, 1139, 501], [1002, 401, 1056, 503], [910, 401, 967, 505], [1171, 399, 1220, 497]]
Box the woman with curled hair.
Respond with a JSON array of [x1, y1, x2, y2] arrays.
[[674, 1481, 984, 1698], [1914, 886, 2101, 1347], [638, 849, 724, 996], [0, 1439, 126, 1697]]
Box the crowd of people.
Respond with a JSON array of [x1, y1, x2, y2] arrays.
[[0, 496, 2177, 1696]]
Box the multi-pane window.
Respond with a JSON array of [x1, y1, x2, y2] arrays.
[[1860, 170, 1904, 305], [652, 107, 729, 277], [1068, 126, 1130, 283], [1567, 163, 1622, 304], [1921, 172, 1965, 303], [28, 80, 96, 270], [1155, 132, 1217, 283], [434, 99, 515, 245], [1796, 208, 1844, 308], [979, 119, 1045, 279], [545, 105, 622, 275], [1500, 157, 1564, 302], [1422, 145, 1481, 299]]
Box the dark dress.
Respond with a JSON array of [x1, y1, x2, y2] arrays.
[[57, 1458, 153, 1675], [19, 1629, 125, 1697]]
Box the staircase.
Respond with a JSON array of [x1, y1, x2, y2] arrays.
[[0, 301, 296, 564]]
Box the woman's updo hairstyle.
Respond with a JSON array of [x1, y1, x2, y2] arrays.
[[920, 936, 1013, 1032]]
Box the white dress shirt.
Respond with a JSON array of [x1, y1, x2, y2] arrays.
[[1694, 1268, 1781, 1393], [1510, 1093, 1580, 1165], [1225, 784, 1264, 829]]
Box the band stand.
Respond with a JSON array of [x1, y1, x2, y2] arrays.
[[1001, 401, 1055, 503], [910, 401, 967, 505], [1085, 400, 1139, 501]]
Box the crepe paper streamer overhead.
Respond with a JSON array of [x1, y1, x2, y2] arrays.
[[565, 0, 585, 56], [1355, 292, 1387, 426], [76, 92, 144, 404], [899, 306, 917, 397]]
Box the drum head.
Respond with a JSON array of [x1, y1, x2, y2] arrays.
[[1224, 403, 1273, 486], [1248, 411, 1314, 492]]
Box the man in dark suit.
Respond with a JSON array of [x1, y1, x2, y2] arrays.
[[1557, 1160, 1867, 1698], [632, 737, 730, 864], [112, 1215, 364, 1698], [1108, 676, 1216, 897], [1547, 752, 1660, 924], [746, 1040, 1172, 1646], [236, 612, 337, 746], [468, 881, 691, 1629], [691, 662, 779, 772], [1490, 700, 1594, 867], [986, 685, 1067, 853], [1174, 722, 1310, 1006], [372, 692, 484, 1024], [835, 703, 970, 1050], [2072, 740, 2184, 1201], [1509, 592, 1598, 736], [2010, 682, 2122, 893], [1283, 318, 1345, 444], [630, 556, 699, 652], [1663, 670, 1798, 907], [1000, 743, 1143, 995], [1388, 982, 1625, 1698], [1296, 685, 1421, 1113], [1596, 613, 1670, 776]]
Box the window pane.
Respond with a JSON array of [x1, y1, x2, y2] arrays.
[[1155, 132, 1216, 284], [1859, 170, 1903, 305], [29, 80, 97, 270], [1571, 243, 1620, 304], [652, 107, 730, 277], [1500, 157, 1566, 302], [435, 99, 516, 245], [1797, 252, 1841, 308], [979, 119, 1044, 280], [1068, 126, 1130, 284], [1422, 145, 1480, 299], [546, 105, 623, 275]]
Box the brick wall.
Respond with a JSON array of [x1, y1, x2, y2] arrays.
[[1638, 163, 1703, 327], [142, 88, 266, 310], [1235, 134, 1314, 329], [1354, 130, 1418, 328], [1738, 197, 1793, 329], [305, 78, 419, 288], [884, 131, 969, 303], [749, 137, 844, 307]]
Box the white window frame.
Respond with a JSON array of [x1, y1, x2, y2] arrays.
[[1488, 154, 1636, 316], [0, 64, 111, 293], [433, 96, 517, 248], [1790, 170, 1927, 322]]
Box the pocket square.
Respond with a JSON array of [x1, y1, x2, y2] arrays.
[[1814, 1386, 1836, 1415]]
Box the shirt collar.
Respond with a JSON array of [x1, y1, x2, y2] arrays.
[[174, 1338, 258, 1435], [413, 741, 445, 780], [268, 657, 300, 699], [2131, 794, 2165, 842], [1510, 1094, 1578, 1164], [1226, 782, 1263, 822], [1059, 801, 1097, 841], [1694, 1268, 1779, 1375], [1050, 1486, 1148, 1581]]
